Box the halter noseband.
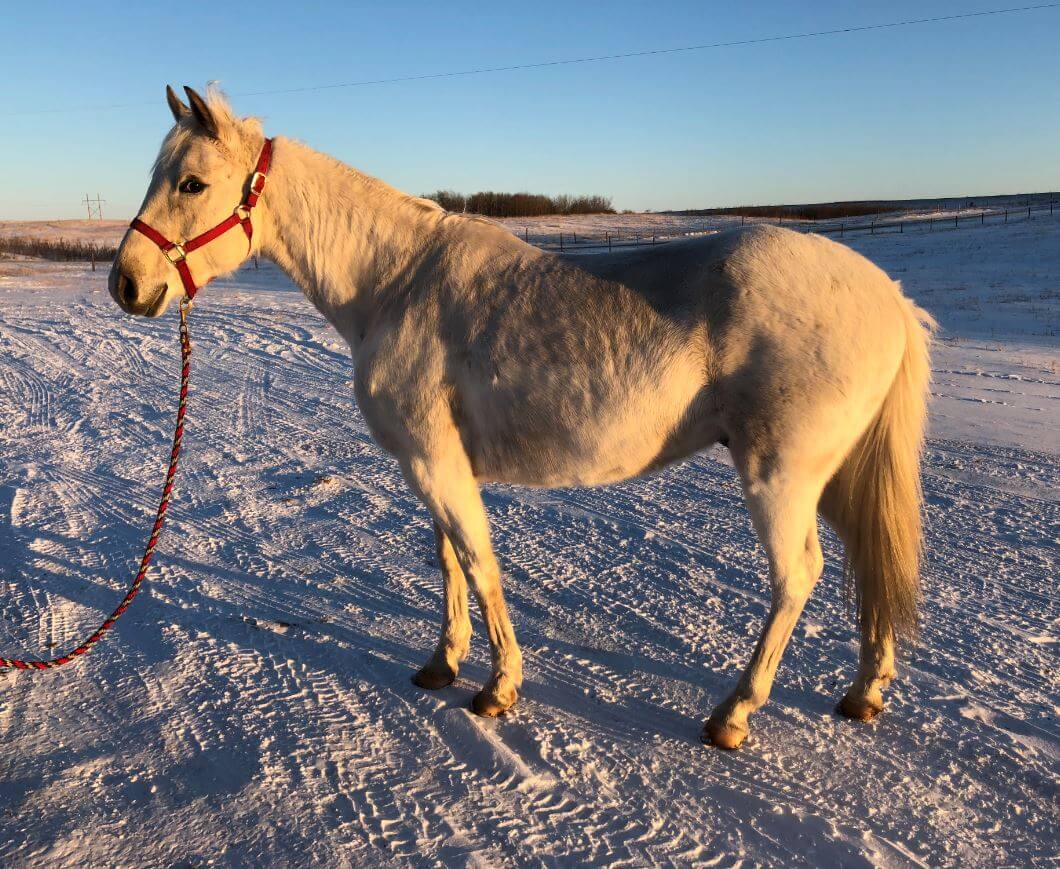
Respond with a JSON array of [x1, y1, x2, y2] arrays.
[[130, 137, 274, 300]]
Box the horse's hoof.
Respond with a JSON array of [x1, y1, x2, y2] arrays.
[[412, 662, 457, 690], [702, 717, 748, 750], [836, 693, 883, 722], [471, 676, 518, 717]]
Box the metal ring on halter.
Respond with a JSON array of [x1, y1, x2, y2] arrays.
[[163, 242, 187, 265]]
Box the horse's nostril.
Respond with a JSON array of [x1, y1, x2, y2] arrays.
[[118, 273, 137, 306]]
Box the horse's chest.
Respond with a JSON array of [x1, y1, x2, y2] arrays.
[[352, 355, 409, 454], [352, 347, 439, 455]]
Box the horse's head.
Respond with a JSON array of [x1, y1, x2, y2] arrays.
[[110, 86, 266, 316]]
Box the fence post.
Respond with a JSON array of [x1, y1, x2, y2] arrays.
[[573, 231, 577, 244], [607, 232, 611, 251], [635, 233, 640, 246], [871, 222, 875, 235], [90, 252, 95, 272], [839, 223, 844, 237], [1004, 209, 1008, 223], [559, 232, 564, 251], [1028, 206, 1032, 220], [981, 212, 985, 225], [524, 226, 529, 243], [955, 215, 958, 229], [899, 221, 903, 234], [652, 234, 656, 246]]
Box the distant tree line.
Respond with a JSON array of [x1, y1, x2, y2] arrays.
[[423, 190, 615, 218], [671, 202, 892, 221], [0, 236, 117, 261]]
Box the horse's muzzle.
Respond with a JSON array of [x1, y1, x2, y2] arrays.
[[111, 271, 167, 317]]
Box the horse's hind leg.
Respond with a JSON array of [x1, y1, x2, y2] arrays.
[[818, 486, 897, 721], [412, 522, 472, 690], [838, 612, 896, 721], [704, 456, 826, 750]]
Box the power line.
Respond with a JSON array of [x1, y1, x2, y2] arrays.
[[242, 3, 1060, 97], [3, 3, 1058, 118]]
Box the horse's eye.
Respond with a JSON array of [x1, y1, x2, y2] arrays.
[[178, 178, 207, 195]]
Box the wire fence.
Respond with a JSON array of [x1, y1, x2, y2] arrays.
[[534, 199, 1060, 253], [815, 200, 1058, 238], [3, 200, 1056, 264]]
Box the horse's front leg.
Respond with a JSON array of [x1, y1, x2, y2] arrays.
[[401, 428, 522, 716], [411, 522, 472, 689]]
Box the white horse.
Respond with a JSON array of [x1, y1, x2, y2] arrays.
[[111, 86, 934, 749]]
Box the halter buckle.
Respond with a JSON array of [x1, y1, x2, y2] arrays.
[[163, 242, 187, 265], [234, 204, 252, 221], [249, 171, 267, 196]]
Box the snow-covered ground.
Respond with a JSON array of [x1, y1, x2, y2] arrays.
[[0, 216, 1056, 865]]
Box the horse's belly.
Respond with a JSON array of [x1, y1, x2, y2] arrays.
[[465, 382, 719, 488]]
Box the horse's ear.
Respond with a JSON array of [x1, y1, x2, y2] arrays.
[[183, 85, 219, 138], [166, 85, 190, 122]]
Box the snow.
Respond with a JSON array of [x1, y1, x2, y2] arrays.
[[0, 216, 1056, 865]]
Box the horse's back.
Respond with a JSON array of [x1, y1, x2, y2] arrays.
[[568, 224, 908, 355], [559, 230, 742, 316], [566, 225, 899, 311]]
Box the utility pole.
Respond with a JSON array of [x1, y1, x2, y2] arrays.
[[82, 193, 105, 220]]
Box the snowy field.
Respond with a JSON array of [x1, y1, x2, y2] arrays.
[[0, 216, 1056, 865]]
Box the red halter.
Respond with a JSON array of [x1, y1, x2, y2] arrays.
[[130, 137, 273, 300]]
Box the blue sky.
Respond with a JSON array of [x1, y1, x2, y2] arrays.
[[1, 1, 1058, 219]]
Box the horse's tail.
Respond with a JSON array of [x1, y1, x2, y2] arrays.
[[821, 294, 935, 646]]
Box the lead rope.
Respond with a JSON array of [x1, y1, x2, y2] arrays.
[[0, 297, 193, 670]]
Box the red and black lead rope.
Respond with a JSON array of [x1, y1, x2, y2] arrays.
[[2, 137, 271, 670], [0, 298, 193, 670]]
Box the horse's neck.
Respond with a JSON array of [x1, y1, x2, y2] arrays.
[[257, 137, 444, 340]]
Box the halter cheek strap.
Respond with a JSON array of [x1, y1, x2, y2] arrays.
[[130, 137, 273, 300]]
